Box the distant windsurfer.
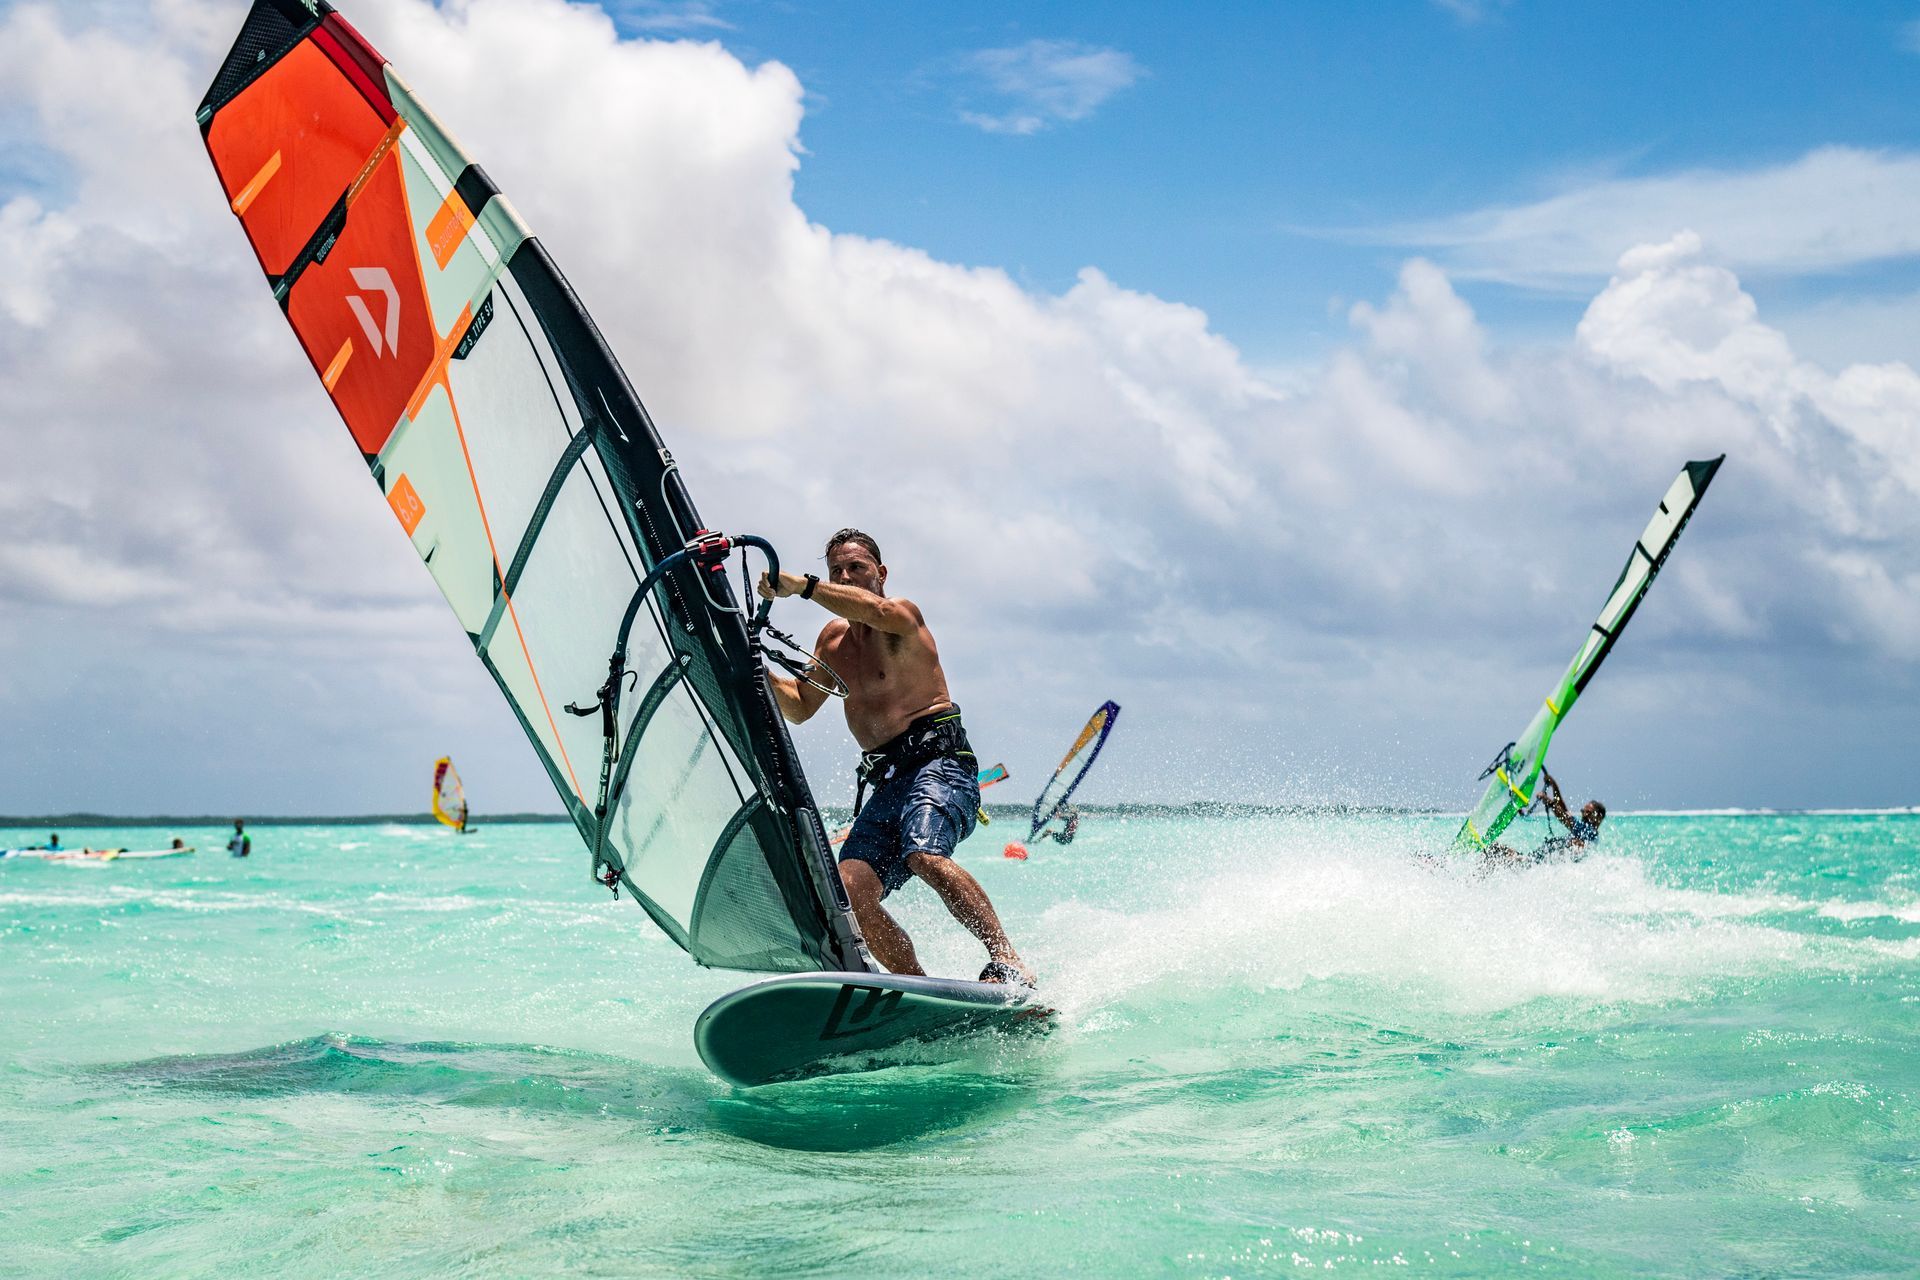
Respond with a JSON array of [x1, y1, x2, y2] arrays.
[[759, 529, 1035, 987], [1042, 804, 1081, 845], [227, 819, 251, 858]]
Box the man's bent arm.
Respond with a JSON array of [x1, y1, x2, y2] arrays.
[[759, 572, 921, 636], [1540, 773, 1575, 829], [767, 673, 815, 723], [766, 638, 834, 723]]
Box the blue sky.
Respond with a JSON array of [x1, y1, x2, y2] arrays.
[[608, 0, 1920, 361], [0, 0, 1916, 816]]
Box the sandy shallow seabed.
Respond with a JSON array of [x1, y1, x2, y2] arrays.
[[3, 812, 1917, 1276]]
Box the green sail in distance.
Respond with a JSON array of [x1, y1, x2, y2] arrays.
[[1454, 456, 1725, 853]]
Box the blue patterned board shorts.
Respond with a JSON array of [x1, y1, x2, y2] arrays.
[[839, 755, 980, 897]]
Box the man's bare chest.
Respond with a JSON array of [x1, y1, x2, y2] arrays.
[[824, 630, 907, 688]]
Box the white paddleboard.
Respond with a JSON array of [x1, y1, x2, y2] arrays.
[[41, 847, 195, 863]]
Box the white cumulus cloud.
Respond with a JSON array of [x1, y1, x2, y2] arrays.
[[0, 0, 1912, 814]]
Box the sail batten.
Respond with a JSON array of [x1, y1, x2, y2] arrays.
[[201, 0, 861, 973], [1452, 456, 1724, 852]]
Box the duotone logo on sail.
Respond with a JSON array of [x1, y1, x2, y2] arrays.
[[345, 266, 400, 358]]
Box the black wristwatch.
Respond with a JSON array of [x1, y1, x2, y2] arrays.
[[800, 573, 819, 600]]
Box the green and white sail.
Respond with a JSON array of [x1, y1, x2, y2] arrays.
[[1453, 457, 1725, 852]]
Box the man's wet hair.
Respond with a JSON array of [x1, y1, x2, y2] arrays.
[[1590, 801, 1607, 822], [826, 528, 882, 565]]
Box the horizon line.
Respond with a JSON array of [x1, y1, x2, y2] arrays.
[[3, 805, 1916, 828]]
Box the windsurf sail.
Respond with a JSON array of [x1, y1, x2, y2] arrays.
[[197, 1, 865, 974], [1027, 701, 1120, 842], [1452, 457, 1724, 852], [431, 756, 468, 829]]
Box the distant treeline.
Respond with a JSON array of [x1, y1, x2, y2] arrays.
[[2, 802, 1454, 828], [0, 813, 571, 828]]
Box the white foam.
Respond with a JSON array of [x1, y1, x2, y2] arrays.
[[1018, 819, 1896, 1025], [1816, 897, 1920, 924]]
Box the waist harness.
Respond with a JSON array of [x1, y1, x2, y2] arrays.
[[853, 706, 974, 817]]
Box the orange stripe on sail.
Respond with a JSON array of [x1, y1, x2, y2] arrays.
[[345, 116, 408, 207], [436, 370, 587, 803], [321, 337, 354, 390], [403, 304, 472, 423], [230, 149, 282, 216], [388, 161, 584, 802]]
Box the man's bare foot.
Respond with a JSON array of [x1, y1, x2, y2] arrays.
[[978, 958, 1036, 988]]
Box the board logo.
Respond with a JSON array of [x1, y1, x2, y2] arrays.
[[345, 266, 401, 358], [820, 983, 905, 1040]]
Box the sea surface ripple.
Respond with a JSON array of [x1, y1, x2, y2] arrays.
[[2, 813, 1917, 1276]]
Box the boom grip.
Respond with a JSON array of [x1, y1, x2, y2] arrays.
[[732, 533, 779, 627]]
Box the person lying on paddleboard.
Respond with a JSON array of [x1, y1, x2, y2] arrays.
[[759, 528, 1035, 987]]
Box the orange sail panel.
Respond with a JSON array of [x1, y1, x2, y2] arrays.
[[281, 161, 438, 454], [203, 34, 394, 278]]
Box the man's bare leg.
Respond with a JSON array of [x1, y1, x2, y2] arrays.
[[905, 852, 1035, 985], [1482, 842, 1521, 865], [840, 859, 925, 975]]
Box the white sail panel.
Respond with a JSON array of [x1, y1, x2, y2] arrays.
[[199, 0, 865, 972]]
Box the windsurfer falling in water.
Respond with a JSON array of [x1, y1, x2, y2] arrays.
[[1539, 772, 1605, 852], [1482, 771, 1606, 867], [759, 529, 1035, 987]]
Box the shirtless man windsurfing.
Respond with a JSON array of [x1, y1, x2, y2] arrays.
[[759, 528, 1034, 986]]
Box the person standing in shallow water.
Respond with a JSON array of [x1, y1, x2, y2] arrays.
[[227, 819, 251, 858], [758, 528, 1035, 986]]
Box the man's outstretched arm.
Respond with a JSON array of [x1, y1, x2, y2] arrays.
[[758, 571, 922, 636]]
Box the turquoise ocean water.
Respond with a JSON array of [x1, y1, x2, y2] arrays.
[[3, 812, 1918, 1276]]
